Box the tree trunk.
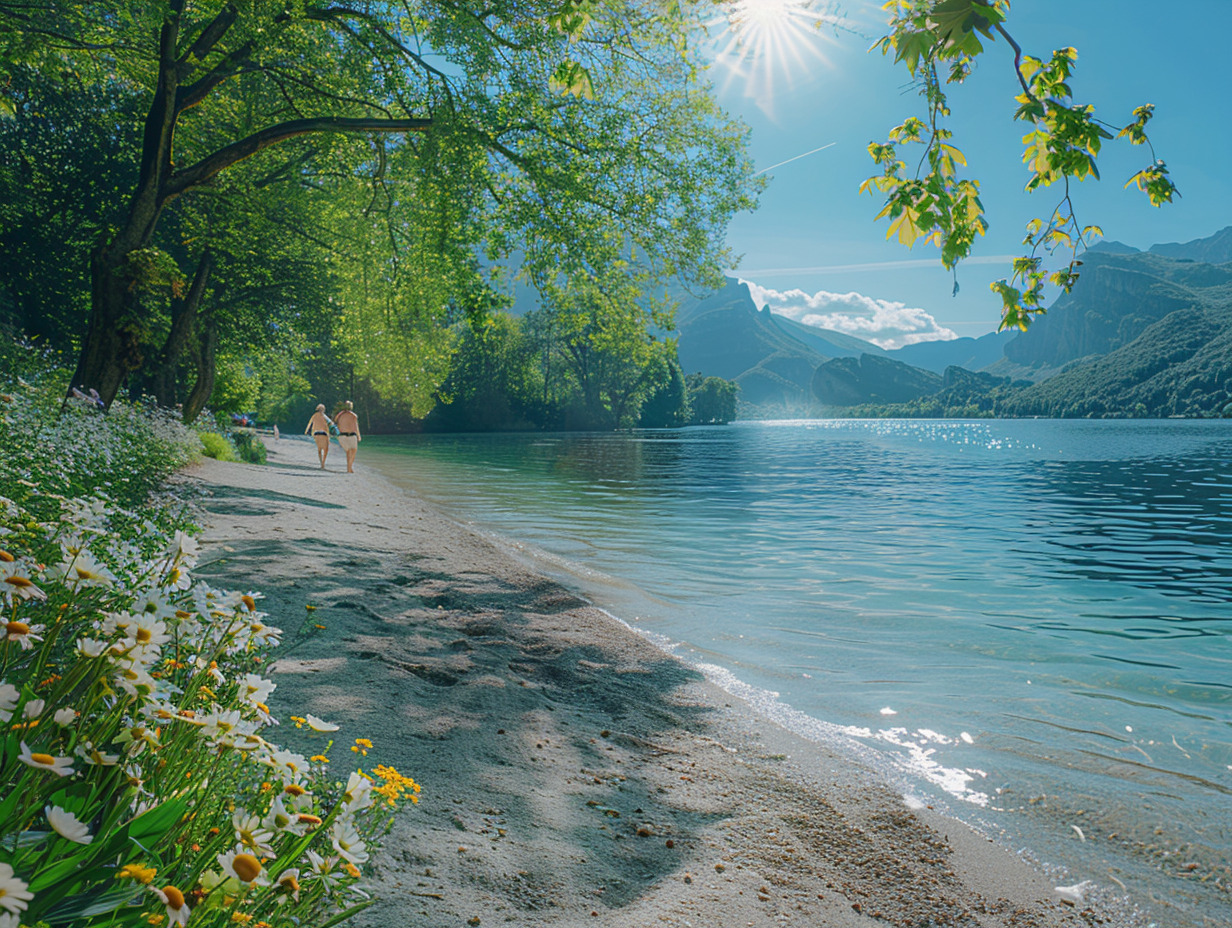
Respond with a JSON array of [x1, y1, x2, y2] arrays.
[[62, 2, 432, 408], [65, 246, 148, 407], [182, 308, 218, 424], [67, 3, 185, 410], [147, 250, 214, 407]]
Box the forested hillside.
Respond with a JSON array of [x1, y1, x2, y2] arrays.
[[812, 238, 1232, 418]]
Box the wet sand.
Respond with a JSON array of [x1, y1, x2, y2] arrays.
[[186, 437, 1110, 928]]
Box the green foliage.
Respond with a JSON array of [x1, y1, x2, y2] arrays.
[[0, 74, 142, 348], [639, 356, 690, 428], [427, 312, 544, 431], [208, 356, 261, 417], [524, 267, 684, 430], [868, 0, 1178, 328], [231, 430, 268, 464], [198, 430, 238, 462], [0, 0, 760, 418], [686, 374, 739, 425]]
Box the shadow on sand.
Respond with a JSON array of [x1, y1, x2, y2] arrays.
[[196, 479, 724, 920]]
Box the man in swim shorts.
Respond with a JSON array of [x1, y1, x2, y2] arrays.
[[334, 400, 362, 473], [304, 403, 332, 468]]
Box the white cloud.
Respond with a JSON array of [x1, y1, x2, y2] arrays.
[[741, 280, 958, 350]]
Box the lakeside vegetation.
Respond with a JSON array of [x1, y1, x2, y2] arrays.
[[0, 0, 758, 434], [0, 345, 417, 927]]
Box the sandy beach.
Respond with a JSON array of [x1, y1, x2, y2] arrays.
[[185, 436, 1110, 928]]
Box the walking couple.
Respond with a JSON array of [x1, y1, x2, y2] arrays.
[[304, 400, 362, 472]]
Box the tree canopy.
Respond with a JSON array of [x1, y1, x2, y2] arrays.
[[0, 0, 759, 415]]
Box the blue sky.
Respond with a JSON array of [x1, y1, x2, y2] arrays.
[[705, 0, 1231, 344]]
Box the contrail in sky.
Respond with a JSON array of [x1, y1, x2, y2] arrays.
[[752, 142, 836, 176]]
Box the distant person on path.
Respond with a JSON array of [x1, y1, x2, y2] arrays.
[[273, 424, 280, 441], [304, 404, 333, 469], [334, 400, 362, 474]]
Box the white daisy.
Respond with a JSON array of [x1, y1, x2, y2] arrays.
[[46, 806, 92, 844], [78, 742, 121, 766], [169, 530, 201, 561], [131, 589, 177, 622], [53, 708, 77, 726], [18, 741, 74, 777], [113, 660, 157, 698], [77, 638, 109, 659], [0, 683, 17, 723], [265, 748, 309, 783], [342, 771, 373, 812], [232, 812, 275, 858], [4, 620, 44, 648], [329, 820, 369, 865], [273, 868, 301, 904], [2, 573, 46, 603], [121, 613, 169, 654], [217, 848, 269, 886], [262, 796, 306, 836], [305, 714, 339, 732], [161, 563, 192, 591], [239, 673, 275, 707], [304, 850, 341, 890], [0, 861, 33, 915], [150, 884, 190, 926], [64, 549, 115, 588]]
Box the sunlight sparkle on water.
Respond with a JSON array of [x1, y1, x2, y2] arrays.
[[707, 0, 842, 111]]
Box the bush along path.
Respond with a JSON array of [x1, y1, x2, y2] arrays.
[[0, 371, 418, 928]]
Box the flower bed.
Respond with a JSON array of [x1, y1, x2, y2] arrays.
[[0, 364, 416, 928]]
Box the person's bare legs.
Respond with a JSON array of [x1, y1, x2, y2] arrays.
[[345, 446, 356, 473], [314, 434, 329, 468]]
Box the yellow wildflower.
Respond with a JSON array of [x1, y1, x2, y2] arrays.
[[118, 863, 158, 884]]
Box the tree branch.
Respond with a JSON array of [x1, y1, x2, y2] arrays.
[[179, 2, 238, 67], [165, 116, 432, 199], [994, 22, 1032, 97]]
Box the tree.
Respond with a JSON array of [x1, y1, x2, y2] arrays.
[[427, 312, 543, 431], [0, 0, 760, 410], [639, 354, 690, 428], [531, 268, 679, 429], [687, 374, 738, 425], [865, 0, 1177, 329]]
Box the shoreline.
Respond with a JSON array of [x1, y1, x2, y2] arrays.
[[186, 436, 1119, 928]]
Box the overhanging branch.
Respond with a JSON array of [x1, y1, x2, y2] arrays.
[[165, 116, 432, 198]]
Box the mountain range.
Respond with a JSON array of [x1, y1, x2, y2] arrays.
[[675, 226, 1232, 418]]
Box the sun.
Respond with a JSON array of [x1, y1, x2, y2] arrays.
[[705, 0, 843, 111]]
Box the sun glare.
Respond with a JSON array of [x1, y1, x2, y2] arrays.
[[707, 0, 843, 112]]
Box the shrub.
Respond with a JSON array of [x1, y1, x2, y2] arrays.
[[231, 430, 267, 465], [198, 431, 238, 462]]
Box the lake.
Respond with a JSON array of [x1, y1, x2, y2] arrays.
[[366, 419, 1232, 926]]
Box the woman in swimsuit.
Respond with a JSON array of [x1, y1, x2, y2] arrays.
[[304, 403, 332, 469]]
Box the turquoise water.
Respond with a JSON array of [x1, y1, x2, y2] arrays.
[[366, 420, 1232, 925]]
